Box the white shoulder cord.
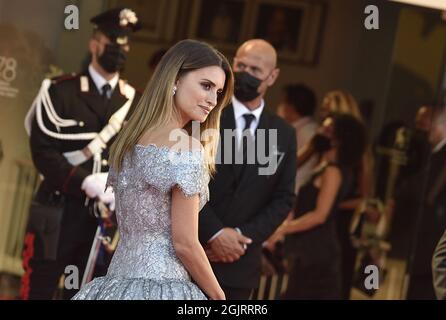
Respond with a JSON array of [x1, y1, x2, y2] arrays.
[[41, 79, 78, 129], [64, 83, 135, 166], [28, 79, 98, 140]]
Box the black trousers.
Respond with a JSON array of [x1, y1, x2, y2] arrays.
[[21, 236, 90, 300], [20, 224, 107, 300], [337, 209, 358, 299], [406, 274, 437, 300], [222, 286, 253, 300]]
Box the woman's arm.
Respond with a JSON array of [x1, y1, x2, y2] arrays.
[[171, 186, 225, 300], [297, 140, 317, 167], [283, 166, 342, 235]]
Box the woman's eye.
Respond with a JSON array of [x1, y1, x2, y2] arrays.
[[201, 83, 211, 90]]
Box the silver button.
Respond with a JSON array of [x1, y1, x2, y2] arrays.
[[102, 159, 108, 166], [78, 121, 85, 127]]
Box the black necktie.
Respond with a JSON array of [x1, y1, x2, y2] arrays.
[[101, 83, 112, 100], [243, 113, 256, 132], [237, 114, 256, 178]]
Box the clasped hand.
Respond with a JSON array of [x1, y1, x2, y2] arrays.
[[205, 228, 252, 263]]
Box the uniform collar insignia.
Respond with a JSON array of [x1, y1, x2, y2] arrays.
[[80, 76, 89, 92]]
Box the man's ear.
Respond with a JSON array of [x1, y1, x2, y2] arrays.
[[267, 68, 280, 87], [89, 38, 97, 56]]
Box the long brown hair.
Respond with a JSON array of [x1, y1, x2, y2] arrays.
[[109, 39, 234, 174]]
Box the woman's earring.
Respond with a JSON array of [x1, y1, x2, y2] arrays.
[[173, 86, 177, 96]]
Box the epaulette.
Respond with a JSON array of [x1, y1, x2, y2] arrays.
[[51, 73, 77, 84], [118, 79, 137, 99]]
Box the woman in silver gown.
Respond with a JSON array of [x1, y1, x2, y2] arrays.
[[72, 39, 234, 300]]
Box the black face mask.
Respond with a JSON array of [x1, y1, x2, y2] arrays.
[[234, 71, 262, 102], [312, 133, 332, 153], [98, 43, 127, 73]]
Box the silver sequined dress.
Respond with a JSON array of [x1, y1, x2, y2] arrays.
[[72, 144, 210, 300]]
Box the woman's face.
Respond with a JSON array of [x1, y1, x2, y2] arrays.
[[319, 97, 333, 120], [174, 66, 226, 124], [319, 117, 335, 140]]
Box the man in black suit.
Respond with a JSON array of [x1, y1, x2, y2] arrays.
[[433, 229, 446, 299], [21, 8, 141, 300], [199, 39, 297, 300], [407, 107, 446, 299]]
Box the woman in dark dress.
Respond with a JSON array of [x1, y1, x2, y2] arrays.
[[297, 91, 374, 298], [267, 113, 367, 299]]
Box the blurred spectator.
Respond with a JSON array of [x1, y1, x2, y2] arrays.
[[266, 113, 367, 299], [276, 84, 318, 193], [318, 90, 363, 121], [299, 90, 373, 299], [433, 229, 446, 300], [383, 106, 432, 262], [407, 107, 446, 299]]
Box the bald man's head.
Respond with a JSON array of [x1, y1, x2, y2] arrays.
[[429, 107, 446, 147], [236, 39, 278, 70], [233, 39, 280, 105]]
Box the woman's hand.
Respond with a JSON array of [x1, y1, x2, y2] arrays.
[[263, 224, 287, 252], [209, 288, 226, 300]]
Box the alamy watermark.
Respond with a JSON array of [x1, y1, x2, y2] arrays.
[[167, 121, 284, 176], [64, 5, 79, 30], [64, 4, 380, 32], [64, 265, 79, 290], [64, 263, 380, 292], [364, 264, 380, 290], [364, 5, 379, 30]]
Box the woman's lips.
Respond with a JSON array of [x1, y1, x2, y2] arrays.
[[199, 105, 211, 114]]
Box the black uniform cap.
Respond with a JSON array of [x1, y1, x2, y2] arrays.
[[90, 8, 141, 45]]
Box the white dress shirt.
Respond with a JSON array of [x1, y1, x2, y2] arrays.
[[232, 96, 265, 143], [88, 64, 119, 98], [433, 136, 446, 154]]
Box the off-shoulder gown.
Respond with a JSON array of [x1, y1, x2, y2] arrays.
[[72, 144, 210, 300]]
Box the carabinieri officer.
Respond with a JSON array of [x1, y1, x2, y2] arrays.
[[21, 8, 142, 300]]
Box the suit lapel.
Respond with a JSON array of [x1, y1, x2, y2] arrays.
[[78, 73, 128, 126], [105, 82, 128, 121], [218, 104, 239, 181], [78, 72, 108, 123]]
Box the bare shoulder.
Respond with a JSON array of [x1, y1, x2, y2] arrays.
[[322, 165, 342, 182], [139, 127, 202, 152]]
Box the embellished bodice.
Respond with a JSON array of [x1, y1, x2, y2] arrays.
[[105, 144, 210, 281]]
